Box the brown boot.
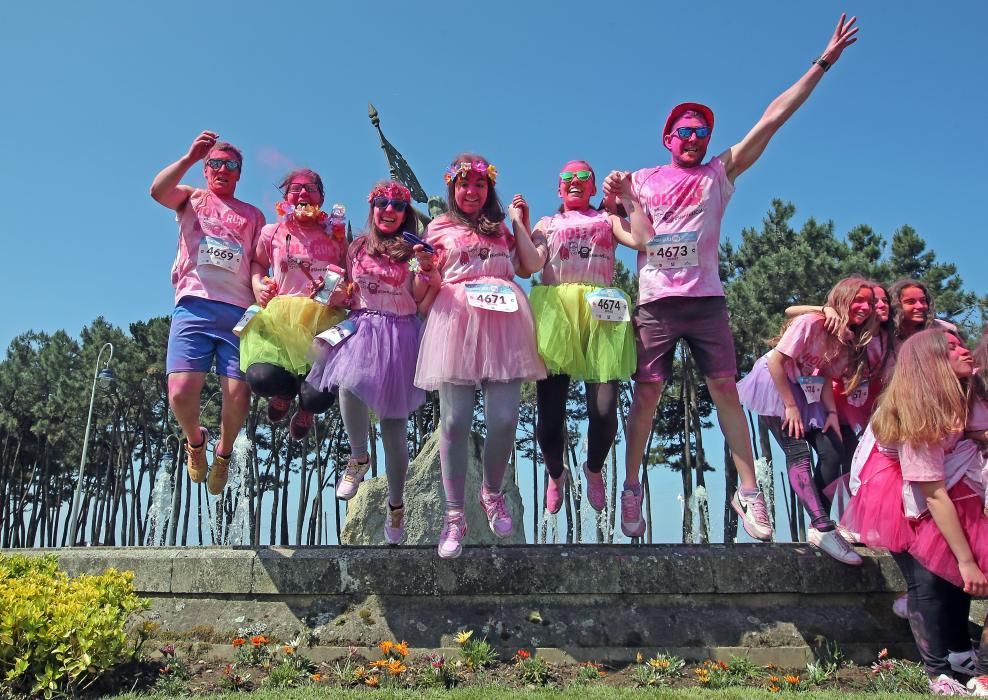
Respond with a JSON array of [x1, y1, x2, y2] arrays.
[[185, 428, 208, 483]]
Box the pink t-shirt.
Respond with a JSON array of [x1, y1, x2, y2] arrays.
[[632, 157, 734, 305], [773, 314, 850, 382], [257, 221, 347, 297], [171, 189, 265, 308], [969, 398, 988, 432], [535, 209, 616, 286], [427, 215, 518, 284], [347, 238, 417, 316]]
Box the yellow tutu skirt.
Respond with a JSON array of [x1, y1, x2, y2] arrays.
[[529, 283, 635, 382], [239, 296, 345, 375]]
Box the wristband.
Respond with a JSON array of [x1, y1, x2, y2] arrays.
[[812, 57, 831, 72]]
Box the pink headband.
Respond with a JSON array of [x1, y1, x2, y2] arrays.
[[367, 181, 412, 204]]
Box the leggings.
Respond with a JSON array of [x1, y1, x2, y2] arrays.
[[438, 380, 521, 511], [893, 552, 987, 677], [339, 389, 408, 508], [246, 362, 335, 414], [536, 374, 618, 479], [760, 415, 844, 531]]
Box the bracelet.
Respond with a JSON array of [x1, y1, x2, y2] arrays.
[[812, 57, 831, 72], [826, 409, 837, 415]]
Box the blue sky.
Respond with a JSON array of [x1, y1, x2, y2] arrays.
[[2, 1, 986, 543]]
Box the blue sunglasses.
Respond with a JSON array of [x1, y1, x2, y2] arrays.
[[673, 126, 711, 139]]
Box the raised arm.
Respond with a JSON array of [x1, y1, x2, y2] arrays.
[[719, 14, 859, 183], [508, 194, 547, 278], [604, 171, 652, 251], [150, 130, 218, 210]]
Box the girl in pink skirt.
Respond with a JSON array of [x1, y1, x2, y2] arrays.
[[414, 153, 547, 559], [843, 329, 988, 691], [307, 181, 439, 544]]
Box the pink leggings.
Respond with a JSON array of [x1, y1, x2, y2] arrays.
[[438, 381, 521, 510]]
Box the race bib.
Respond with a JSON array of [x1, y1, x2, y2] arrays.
[[197, 235, 243, 273], [317, 319, 357, 346], [465, 283, 518, 312], [232, 304, 261, 337], [646, 231, 699, 269], [585, 288, 630, 322], [846, 380, 869, 408], [797, 376, 825, 404]]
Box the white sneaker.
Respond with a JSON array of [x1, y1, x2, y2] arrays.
[[892, 593, 909, 619], [930, 673, 971, 695], [967, 675, 988, 696], [807, 526, 863, 565], [336, 458, 370, 500], [950, 649, 978, 677], [731, 490, 773, 541]]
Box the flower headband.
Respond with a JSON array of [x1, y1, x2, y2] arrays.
[[444, 159, 498, 185], [366, 181, 412, 204]]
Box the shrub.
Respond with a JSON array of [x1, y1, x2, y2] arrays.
[[0, 553, 149, 699]]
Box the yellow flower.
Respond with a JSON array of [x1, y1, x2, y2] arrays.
[[455, 630, 474, 645], [636, 652, 644, 664], [648, 658, 670, 670], [769, 685, 781, 693], [352, 665, 366, 680]]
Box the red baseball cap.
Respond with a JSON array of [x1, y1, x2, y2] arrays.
[[663, 102, 715, 149]]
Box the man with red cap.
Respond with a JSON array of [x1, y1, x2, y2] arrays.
[[605, 14, 859, 543]]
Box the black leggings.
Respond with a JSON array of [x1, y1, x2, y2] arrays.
[[536, 374, 618, 479], [245, 362, 336, 414], [761, 415, 844, 531], [893, 552, 986, 677]]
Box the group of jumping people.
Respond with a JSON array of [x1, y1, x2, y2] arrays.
[[148, 14, 988, 693]]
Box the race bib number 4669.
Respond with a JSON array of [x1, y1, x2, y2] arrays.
[[465, 283, 518, 312], [646, 231, 699, 270], [197, 235, 243, 273]]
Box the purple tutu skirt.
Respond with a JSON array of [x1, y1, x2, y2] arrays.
[[737, 355, 827, 429], [306, 310, 425, 419], [414, 276, 547, 390]]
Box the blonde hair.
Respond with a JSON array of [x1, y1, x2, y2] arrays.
[[871, 329, 968, 445]]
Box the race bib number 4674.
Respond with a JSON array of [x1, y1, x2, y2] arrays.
[[465, 283, 518, 312], [646, 231, 699, 270], [197, 235, 243, 273], [585, 288, 630, 322]]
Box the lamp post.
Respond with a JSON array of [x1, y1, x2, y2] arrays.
[[69, 342, 115, 546]]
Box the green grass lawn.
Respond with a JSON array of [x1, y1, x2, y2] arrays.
[[112, 688, 929, 699]]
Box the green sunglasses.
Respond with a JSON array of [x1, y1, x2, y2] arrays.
[[559, 170, 593, 182]]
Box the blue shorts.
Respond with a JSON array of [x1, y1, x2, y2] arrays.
[[166, 296, 247, 380]]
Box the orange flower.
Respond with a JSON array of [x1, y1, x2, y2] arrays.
[[516, 649, 531, 660], [232, 637, 246, 647], [365, 675, 380, 687], [878, 648, 889, 659], [769, 675, 780, 684], [251, 635, 268, 647], [785, 674, 800, 685], [371, 660, 389, 669], [378, 640, 395, 655], [386, 659, 406, 675], [311, 673, 322, 682], [283, 645, 295, 655], [394, 640, 409, 658], [769, 685, 781, 693]]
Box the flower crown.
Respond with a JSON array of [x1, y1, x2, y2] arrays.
[[444, 159, 498, 185], [366, 181, 412, 204]]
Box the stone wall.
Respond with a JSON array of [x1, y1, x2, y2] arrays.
[[11, 543, 929, 665]]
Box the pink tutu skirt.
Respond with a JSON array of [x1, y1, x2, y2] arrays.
[[910, 481, 988, 590], [306, 310, 425, 419], [840, 446, 915, 553], [414, 276, 547, 390], [737, 356, 827, 428]]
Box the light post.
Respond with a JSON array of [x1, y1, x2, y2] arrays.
[[69, 342, 115, 546]]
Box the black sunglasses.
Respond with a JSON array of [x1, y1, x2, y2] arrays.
[[206, 158, 241, 171], [372, 197, 408, 212]]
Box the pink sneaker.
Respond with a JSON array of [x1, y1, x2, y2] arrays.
[[267, 396, 292, 423], [545, 473, 566, 514], [384, 504, 404, 546], [289, 409, 314, 441], [336, 458, 370, 500], [438, 511, 467, 559], [583, 463, 606, 512], [620, 484, 645, 538], [479, 487, 514, 538], [967, 676, 988, 696]]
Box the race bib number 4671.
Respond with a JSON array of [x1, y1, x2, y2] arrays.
[[646, 231, 699, 270], [465, 283, 518, 312], [197, 235, 243, 273]]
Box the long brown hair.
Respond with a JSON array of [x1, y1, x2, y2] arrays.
[[890, 278, 937, 339], [362, 180, 414, 263], [445, 152, 505, 238]]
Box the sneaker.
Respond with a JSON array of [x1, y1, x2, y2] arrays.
[[620, 484, 645, 538], [731, 489, 773, 541], [950, 649, 978, 677], [384, 503, 405, 545], [185, 427, 208, 483], [336, 458, 370, 500], [288, 409, 314, 441], [892, 593, 909, 619], [438, 510, 467, 559], [807, 526, 863, 565], [267, 396, 292, 423], [967, 676, 988, 696], [836, 524, 862, 544], [583, 463, 606, 512], [930, 673, 971, 695], [207, 452, 231, 495], [545, 473, 566, 514], [479, 487, 514, 538]]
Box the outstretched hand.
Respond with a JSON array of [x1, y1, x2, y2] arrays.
[[186, 130, 218, 162], [820, 13, 859, 65]]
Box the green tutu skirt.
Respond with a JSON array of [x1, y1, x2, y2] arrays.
[[239, 296, 345, 375], [529, 283, 636, 382]]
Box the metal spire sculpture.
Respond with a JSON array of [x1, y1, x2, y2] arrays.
[[368, 103, 429, 203]]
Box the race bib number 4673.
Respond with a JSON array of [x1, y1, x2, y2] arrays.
[[585, 288, 630, 322], [197, 235, 243, 273], [465, 283, 518, 312], [646, 231, 699, 270]]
